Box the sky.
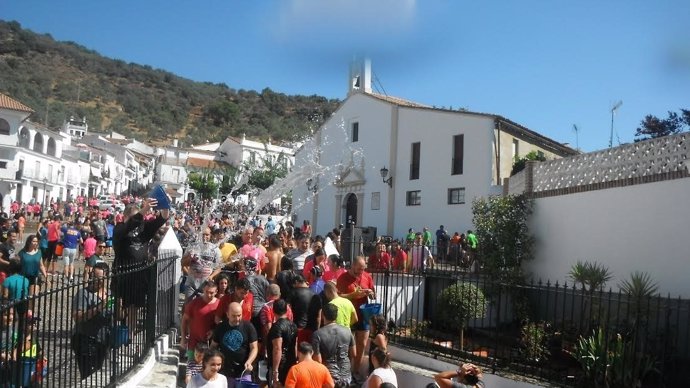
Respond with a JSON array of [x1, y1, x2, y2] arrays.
[[2, 0, 689, 152]]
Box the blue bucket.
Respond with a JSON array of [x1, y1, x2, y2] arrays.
[[235, 377, 259, 388], [150, 185, 171, 210], [111, 325, 129, 348], [21, 359, 36, 387], [235, 369, 259, 388], [360, 303, 382, 330]]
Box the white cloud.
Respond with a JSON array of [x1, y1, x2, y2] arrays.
[[271, 0, 418, 48]]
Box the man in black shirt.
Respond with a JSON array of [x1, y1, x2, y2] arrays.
[[289, 273, 322, 345], [212, 302, 258, 383], [112, 198, 168, 340], [267, 299, 297, 386]]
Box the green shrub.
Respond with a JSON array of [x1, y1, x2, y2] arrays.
[[520, 320, 552, 363], [435, 282, 487, 350]]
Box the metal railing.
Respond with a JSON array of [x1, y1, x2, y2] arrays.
[[360, 252, 690, 387], [0, 255, 178, 388]]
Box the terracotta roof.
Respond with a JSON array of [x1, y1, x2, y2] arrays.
[[186, 157, 227, 169], [366, 92, 430, 108], [0, 93, 34, 113]]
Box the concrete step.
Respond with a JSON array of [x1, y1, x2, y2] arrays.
[[117, 330, 181, 388]]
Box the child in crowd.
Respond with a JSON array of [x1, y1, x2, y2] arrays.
[[185, 342, 209, 385], [186, 348, 227, 388]]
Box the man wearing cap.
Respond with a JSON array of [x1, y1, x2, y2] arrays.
[[244, 257, 270, 355]]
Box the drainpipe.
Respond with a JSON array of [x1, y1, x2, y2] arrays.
[[386, 105, 399, 236], [494, 119, 502, 185]]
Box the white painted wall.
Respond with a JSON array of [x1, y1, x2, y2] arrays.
[[393, 108, 495, 239], [526, 178, 690, 298], [296, 94, 506, 239], [312, 93, 393, 234]]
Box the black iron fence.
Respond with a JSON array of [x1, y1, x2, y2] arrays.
[[367, 265, 690, 387], [0, 255, 178, 388]]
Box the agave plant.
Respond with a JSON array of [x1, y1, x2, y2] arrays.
[[568, 260, 612, 293], [619, 271, 658, 299], [619, 271, 659, 330]]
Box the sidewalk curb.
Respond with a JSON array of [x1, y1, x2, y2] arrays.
[[116, 329, 178, 388]]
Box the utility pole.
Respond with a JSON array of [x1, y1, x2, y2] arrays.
[[609, 101, 623, 148]]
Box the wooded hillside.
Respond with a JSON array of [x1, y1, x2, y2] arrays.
[[0, 20, 340, 145]]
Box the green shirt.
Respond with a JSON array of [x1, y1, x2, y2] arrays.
[[329, 296, 357, 328], [467, 233, 478, 249], [422, 231, 433, 246]]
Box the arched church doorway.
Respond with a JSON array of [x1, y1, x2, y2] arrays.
[[345, 193, 357, 226]]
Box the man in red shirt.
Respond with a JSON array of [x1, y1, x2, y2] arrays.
[[367, 242, 391, 271], [390, 240, 408, 271], [181, 280, 220, 359], [215, 277, 254, 324], [46, 216, 61, 274], [336, 256, 375, 379]]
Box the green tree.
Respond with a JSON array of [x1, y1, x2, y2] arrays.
[[511, 150, 546, 176], [245, 150, 289, 191], [205, 99, 240, 126], [434, 282, 487, 351], [471, 194, 534, 282], [187, 170, 219, 200], [634, 109, 689, 142], [217, 164, 243, 195]]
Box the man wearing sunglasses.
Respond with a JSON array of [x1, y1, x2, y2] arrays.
[[84, 242, 107, 282]]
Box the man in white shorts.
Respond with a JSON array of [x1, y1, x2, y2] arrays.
[[60, 220, 83, 283]]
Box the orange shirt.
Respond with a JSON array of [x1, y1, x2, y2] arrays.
[[284, 359, 334, 388]]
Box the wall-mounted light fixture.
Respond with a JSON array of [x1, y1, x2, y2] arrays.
[[306, 178, 318, 193], [380, 166, 393, 187]]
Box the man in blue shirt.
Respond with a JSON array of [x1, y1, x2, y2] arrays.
[[436, 225, 449, 263], [61, 221, 83, 283], [265, 216, 277, 236]]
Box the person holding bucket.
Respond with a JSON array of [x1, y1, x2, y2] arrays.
[[212, 302, 258, 388], [336, 256, 375, 381]]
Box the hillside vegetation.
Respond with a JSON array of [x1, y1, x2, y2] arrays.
[[0, 20, 340, 145]]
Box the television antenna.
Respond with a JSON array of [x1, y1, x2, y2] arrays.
[[572, 124, 580, 151], [609, 100, 623, 148]]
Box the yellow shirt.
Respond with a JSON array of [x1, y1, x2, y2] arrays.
[[219, 242, 238, 264]]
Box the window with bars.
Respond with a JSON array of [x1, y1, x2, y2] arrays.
[[352, 122, 359, 142], [406, 190, 421, 206], [448, 187, 466, 205]]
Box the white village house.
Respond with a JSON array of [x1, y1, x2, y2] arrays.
[[294, 60, 577, 240]]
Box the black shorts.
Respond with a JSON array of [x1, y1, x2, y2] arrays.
[[26, 275, 37, 286], [48, 240, 59, 261]]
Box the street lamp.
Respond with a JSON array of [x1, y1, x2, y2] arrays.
[[380, 166, 393, 187], [306, 178, 318, 193], [42, 177, 48, 217]]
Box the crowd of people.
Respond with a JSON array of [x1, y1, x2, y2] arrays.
[[0, 192, 486, 388]]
